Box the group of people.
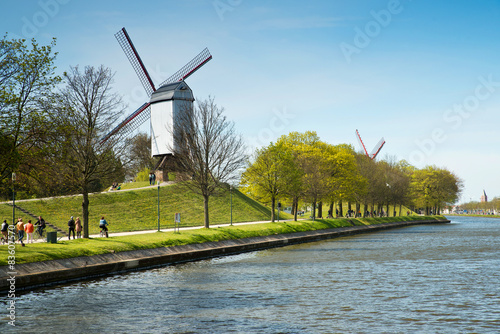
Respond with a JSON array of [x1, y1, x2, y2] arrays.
[[67, 216, 83, 239], [149, 172, 156, 185], [1, 215, 110, 243], [0, 216, 47, 245], [68, 215, 108, 238]]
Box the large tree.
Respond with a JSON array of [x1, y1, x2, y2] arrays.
[[55, 65, 126, 237], [0, 36, 60, 196], [171, 97, 246, 228]]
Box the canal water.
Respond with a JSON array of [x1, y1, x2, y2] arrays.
[[2, 216, 499, 333]]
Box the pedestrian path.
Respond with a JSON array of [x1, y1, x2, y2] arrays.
[[87, 219, 283, 238]]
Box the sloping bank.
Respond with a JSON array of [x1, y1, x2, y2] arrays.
[[0, 218, 449, 292]]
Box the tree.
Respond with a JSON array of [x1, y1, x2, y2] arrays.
[[241, 142, 299, 222], [410, 166, 463, 214], [125, 132, 157, 179], [172, 97, 246, 228], [54, 65, 127, 237], [0, 36, 60, 197]]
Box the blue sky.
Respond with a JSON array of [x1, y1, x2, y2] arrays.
[[1, 0, 500, 203]]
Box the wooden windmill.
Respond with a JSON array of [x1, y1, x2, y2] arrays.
[[101, 27, 212, 180]]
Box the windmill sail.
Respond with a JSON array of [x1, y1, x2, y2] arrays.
[[100, 103, 150, 144], [115, 28, 156, 96], [159, 48, 212, 86]]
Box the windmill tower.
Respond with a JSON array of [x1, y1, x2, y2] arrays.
[[101, 28, 212, 181], [355, 129, 385, 160]]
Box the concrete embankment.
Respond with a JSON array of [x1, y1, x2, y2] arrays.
[[0, 219, 449, 292]]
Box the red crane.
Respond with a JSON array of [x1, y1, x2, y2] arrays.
[[355, 129, 385, 160]]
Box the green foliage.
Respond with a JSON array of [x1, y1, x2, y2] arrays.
[[135, 167, 151, 182], [241, 131, 463, 217], [0, 36, 60, 198]]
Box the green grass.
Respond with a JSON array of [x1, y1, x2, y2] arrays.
[[0, 183, 292, 234], [0, 215, 445, 265], [117, 181, 151, 190]]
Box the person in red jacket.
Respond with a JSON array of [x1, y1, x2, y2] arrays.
[[25, 219, 35, 243]]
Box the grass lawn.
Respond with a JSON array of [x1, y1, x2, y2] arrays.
[[0, 215, 446, 266]]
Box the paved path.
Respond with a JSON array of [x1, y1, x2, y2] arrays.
[[28, 219, 297, 241], [87, 219, 291, 238]]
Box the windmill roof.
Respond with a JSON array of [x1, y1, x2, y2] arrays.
[[150, 81, 194, 104]]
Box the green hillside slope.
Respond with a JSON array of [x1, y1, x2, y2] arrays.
[[0, 183, 291, 234]]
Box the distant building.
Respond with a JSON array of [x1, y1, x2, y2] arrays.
[[480, 190, 488, 202]]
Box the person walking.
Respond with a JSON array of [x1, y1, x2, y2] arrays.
[[68, 216, 76, 240], [16, 218, 25, 245], [1, 220, 8, 244], [25, 219, 35, 243], [75, 217, 82, 238]]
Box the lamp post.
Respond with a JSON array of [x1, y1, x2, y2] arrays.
[[230, 185, 233, 226], [12, 173, 16, 227], [157, 180, 160, 232]]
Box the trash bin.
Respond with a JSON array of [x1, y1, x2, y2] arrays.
[[47, 231, 57, 243]]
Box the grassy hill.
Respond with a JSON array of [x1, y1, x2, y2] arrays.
[[0, 183, 292, 235]]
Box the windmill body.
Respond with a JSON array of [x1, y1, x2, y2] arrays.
[[150, 81, 194, 157]]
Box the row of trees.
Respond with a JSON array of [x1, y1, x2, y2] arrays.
[[241, 131, 463, 221], [459, 198, 500, 213]]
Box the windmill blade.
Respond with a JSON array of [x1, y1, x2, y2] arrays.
[[159, 47, 212, 87], [100, 103, 151, 144], [355, 129, 369, 157], [115, 27, 156, 96], [370, 137, 386, 160]]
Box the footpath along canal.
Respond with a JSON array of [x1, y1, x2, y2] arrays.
[[2, 216, 499, 333]]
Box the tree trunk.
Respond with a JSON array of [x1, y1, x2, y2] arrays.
[[355, 202, 360, 218], [386, 203, 390, 217], [82, 191, 89, 238], [203, 194, 210, 228], [348, 201, 352, 217], [318, 201, 323, 218], [370, 203, 374, 217], [271, 197, 275, 222], [293, 197, 298, 221], [329, 202, 334, 218], [312, 199, 316, 220], [399, 203, 402, 216], [338, 200, 343, 217]]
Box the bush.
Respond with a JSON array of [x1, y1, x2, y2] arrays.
[[135, 167, 151, 182]]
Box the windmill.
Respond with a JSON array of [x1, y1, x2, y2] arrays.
[[355, 129, 385, 160], [101, 27, 212, 180]]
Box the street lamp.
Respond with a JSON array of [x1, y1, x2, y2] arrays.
[[230, 185, 233, 226], [157, 180, 160, 232], [12, 173, 16, 227]]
